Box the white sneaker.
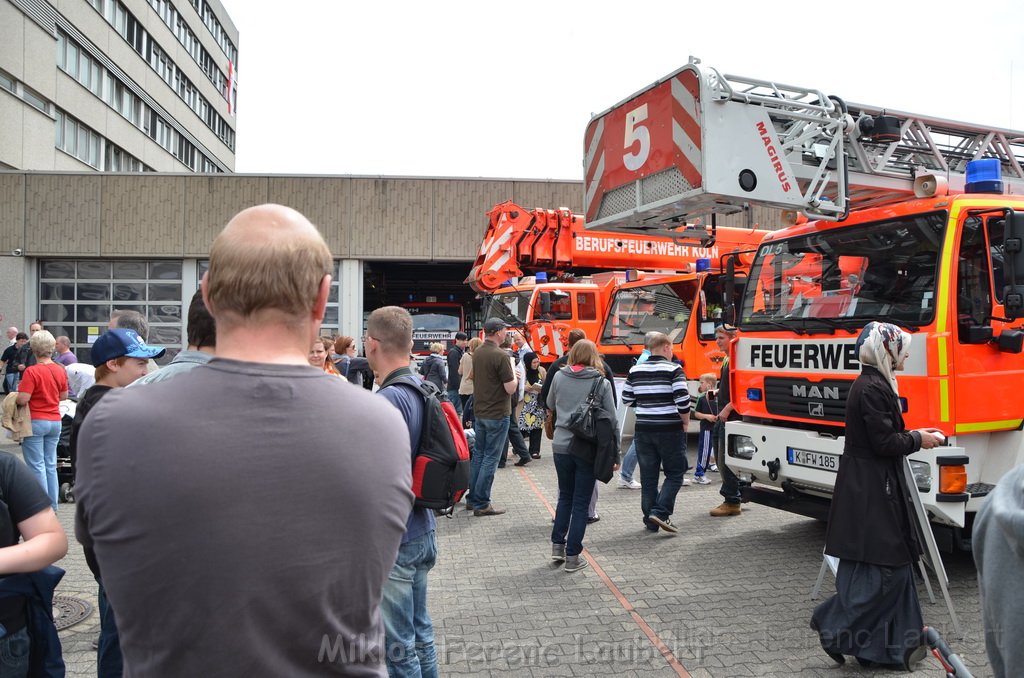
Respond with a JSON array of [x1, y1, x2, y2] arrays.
[[618, 477, 641, 489], [709, 464, 719, 472], [682, 477, 692, 486], [694, 475, 712, 485]]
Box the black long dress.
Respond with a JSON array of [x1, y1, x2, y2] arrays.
[[811, 365, 925, 666]]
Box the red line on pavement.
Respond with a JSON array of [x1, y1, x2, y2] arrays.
[[516, 467, 691, 678]]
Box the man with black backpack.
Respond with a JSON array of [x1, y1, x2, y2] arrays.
[[366, 306, 439, 678]]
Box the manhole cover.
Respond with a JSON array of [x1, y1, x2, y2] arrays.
[[53, 595, 93, 631]]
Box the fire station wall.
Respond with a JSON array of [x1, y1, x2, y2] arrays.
[[183, 175, 270, 256], [269, 177, 348, 256], [24, 174, 102, 255], [102, 175, 185, 255], [0, 173, 24, 254], [5, 172, 752, 262]]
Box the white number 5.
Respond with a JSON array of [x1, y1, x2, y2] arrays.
[[623, 104, 650, 172]]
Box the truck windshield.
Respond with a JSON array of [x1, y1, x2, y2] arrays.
[[601, 279, 699, 344], [739, 211, 947, 331], [408, 313, 460, 332], [483, 291, 532, 325]]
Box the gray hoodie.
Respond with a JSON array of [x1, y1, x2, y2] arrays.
[[974, 464, 1024, 678], [545, 366, 619, 455]]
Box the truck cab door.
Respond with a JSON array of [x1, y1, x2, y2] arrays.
[[952, 213, 1024, 431]]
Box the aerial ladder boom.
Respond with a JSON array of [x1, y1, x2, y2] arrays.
[[584, 57, 1024, 237], [465, 200, 762, 293]]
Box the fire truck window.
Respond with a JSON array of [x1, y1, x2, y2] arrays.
[[576, 292, 597, 321], [957, 216, 993, 339], [549, 293, 572, 320], [987, 217, 1006, 304], [740, 212, 945, 327], [601, 281, 697, 342]]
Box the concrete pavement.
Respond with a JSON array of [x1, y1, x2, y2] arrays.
[[20, 436, 993, 676]]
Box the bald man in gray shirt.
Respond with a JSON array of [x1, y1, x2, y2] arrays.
[[76, 205, 413, 676]]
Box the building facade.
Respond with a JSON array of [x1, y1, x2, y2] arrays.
[[0, 172, 780, 364], [1, 0, 237, 173]]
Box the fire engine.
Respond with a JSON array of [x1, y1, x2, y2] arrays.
[[466, 200, 766, 369], [584, 56, 1024, 549], [400, 301, 465, 356]]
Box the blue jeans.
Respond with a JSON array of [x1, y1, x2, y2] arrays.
[[634, 429, 686, 528], [551, 453, 596, 557], [3, 373, 17, 394], [446, 389, 462, 416], [22, 419, 61, 509], [97, 584, 123, 678], [620, 441, 638, 482], [381, 531, 438, 678], [0, 626, 30, 677], [468, 417, 509, 510]]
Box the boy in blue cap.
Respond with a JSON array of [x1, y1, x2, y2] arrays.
[[69, 328, 164, 677]]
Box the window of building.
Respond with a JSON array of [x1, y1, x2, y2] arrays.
[[54, 107, 151, 172], [0, 69, 14, 93], [56, 28, 224, 171], [39, 259, 183, 365], [22, 86, 49, 114], [85, 8, 235, 150]]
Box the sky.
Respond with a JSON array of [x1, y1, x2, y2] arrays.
[[219, 0, 1024, 181]]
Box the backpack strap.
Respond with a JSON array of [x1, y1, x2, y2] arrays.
[[378, 370, 432, 452]]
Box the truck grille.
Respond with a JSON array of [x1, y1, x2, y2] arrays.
[[763, 377, 852, 423], [603, 354, 640, 377]]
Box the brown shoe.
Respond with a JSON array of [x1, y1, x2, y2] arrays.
[[709, 502, 742, 517], [473, 505, 507, 516]]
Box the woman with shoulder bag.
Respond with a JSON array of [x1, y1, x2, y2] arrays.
[[545, 340, 619, 573]]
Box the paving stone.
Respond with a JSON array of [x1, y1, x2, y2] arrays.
[[32, 435, 997, 677]]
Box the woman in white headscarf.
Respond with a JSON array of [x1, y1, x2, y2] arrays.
[[811, 322, 945, 670]]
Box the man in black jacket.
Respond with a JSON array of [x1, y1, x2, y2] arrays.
[[445, 332, 467, 415]]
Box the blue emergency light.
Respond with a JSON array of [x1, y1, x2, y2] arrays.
[[696, 258, 711, 272], [746, 388, 763, 402], [500, 280, 514, 288], [535, 271, 548, 282], [965, 158, 1004, 194]]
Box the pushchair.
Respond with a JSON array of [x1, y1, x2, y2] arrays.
[[56, 401, 76, 503]]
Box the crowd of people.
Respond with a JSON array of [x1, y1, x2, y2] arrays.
[[0, 204, 1017, 677]]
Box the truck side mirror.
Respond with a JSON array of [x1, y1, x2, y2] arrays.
[[997, 329, 1024, 353], [723, 255, 737, 323], [1002, 210, 1024, 319], [962, 325, 993, 344]]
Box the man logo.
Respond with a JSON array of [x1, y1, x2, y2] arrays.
[[809, 403, 824, 417]]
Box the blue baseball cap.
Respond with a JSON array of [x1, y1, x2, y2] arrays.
[[91, 329, 166, 367]]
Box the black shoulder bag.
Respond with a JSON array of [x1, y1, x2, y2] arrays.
[[567, 376, 604, 443]]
